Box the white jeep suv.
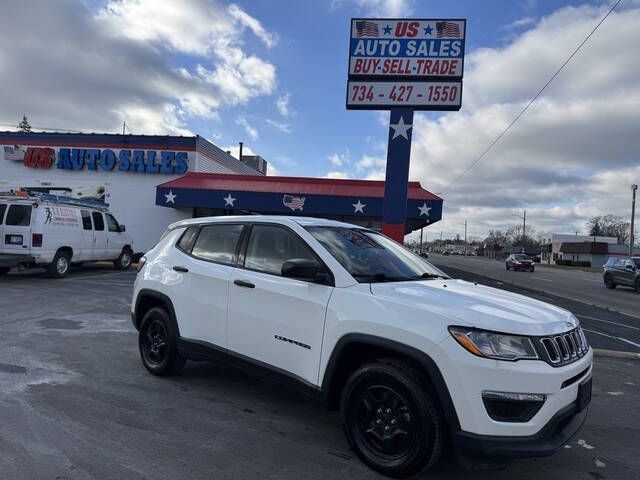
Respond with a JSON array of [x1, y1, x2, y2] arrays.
[[131, 216, 592, 477]]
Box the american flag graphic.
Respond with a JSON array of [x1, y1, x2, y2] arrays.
[[3, 145, 26, 162], [355, 20, 379, 37], [283, 195, 305, 211], [436, 21, 461, 38]]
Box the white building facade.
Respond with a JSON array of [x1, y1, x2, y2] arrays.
[[0, 132, 265, 253]]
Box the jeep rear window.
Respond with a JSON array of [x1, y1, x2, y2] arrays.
[[5, 204, 32, 226], [0, 204, 6, 225]]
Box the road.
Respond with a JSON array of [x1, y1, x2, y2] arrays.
[[431, 254, 639, 319], [0, 265, 639, 479]]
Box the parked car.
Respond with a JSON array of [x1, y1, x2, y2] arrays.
[[0, 191, 133, 278], [506, 253, 535, 272], [132, 216, 592, 477], [603, 256, 640, 292]]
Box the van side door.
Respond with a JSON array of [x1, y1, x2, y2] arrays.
[[79, 210, 95, 261], [105, 213, 125, 258], [91, 211, 108, 259]]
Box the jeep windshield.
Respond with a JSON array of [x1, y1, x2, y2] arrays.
[[306, 226, 448, 283]]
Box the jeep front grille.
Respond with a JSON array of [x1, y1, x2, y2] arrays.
[[537, 327, 589, 366]]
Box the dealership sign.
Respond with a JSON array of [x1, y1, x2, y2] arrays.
[[3, 145, 188, 174], [346, 18, 466, 110]]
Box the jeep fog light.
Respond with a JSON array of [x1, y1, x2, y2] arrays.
[[481, 391, 546, 422]]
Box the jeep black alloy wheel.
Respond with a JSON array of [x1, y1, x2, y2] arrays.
[[604, 274, 616, 289], [341, 360, 443, 478], [138, 307, 185, 376]]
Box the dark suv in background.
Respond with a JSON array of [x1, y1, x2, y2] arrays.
[[506, 253, 535, 272], [603, 256, 640, 292]]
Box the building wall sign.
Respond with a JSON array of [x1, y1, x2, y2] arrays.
[[4, 145, 188, 174]]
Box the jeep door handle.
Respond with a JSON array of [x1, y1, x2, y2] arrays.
[[234, 279, 255, 288], [172, 266, 189, 273]]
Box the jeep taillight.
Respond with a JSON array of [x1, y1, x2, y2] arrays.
[[137, 256, 146, 272], [32, 233, 43, 247]]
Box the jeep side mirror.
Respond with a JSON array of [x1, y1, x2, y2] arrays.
[[282, 258, 328, 283], [119, 225, 126, 233], [625, 264, 634, 271]]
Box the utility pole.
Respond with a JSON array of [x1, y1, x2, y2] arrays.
[[419, 227, 423, 254], [464, 220, 467, 256], [522, 209, 526, 245], [122, 121, 126, 135], [631, 184, 637, 257]]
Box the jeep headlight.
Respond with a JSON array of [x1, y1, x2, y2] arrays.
[[449, 326, 539, 361]]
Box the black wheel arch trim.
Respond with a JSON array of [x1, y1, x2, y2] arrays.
[[321, 333, 461, 431], [133, 289, 181, 336]]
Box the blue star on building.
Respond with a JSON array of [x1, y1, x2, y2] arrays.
[[383, 24, 392, 35], [423, 25, 433, 35]]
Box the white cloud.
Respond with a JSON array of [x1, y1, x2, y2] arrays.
[[501, 16, 537, 31], [223, 144, 256, 160], [332, 0, 414, 17], [227, 3, 278, 48], [236, 116, 258, 140], [0, 0, 277, 136], [404, 4, 640, 240], [324, 171, 350, 179], [328, 150, 351, 167], [276, 93, 293, 117], [265, 118, 292, 134]]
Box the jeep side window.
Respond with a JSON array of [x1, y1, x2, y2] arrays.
[[81, 210, 93, 230], [176, 226, 199, 253], [191, 224, 243, 265], [92, 212, 105, 231], [244, 224, 317, 276], [105, 214, 120, 232], [5, 204, 32, 226], [0, 204, 6, 224]]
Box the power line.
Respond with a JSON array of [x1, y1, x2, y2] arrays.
[[441, 0, 624, 194]]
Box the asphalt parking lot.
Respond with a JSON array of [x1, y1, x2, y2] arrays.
[[1, 265, 639, 480]]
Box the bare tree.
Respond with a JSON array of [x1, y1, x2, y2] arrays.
[[587, 215, 629, 243], [483, 230, 509, 246], [507, 224, 538, 247]]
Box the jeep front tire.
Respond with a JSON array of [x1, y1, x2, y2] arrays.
[[340, 359, 444, 478]]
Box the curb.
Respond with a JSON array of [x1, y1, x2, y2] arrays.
[[594, 348, 640, 360]]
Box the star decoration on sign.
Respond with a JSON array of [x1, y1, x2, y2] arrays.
[[383, 24, 392, 35], [390, 116, 412, 140], [418, 203, 431, 216], [164, 190, 176, 204], [352, 200, 366, 214], [223, 193, 236, 207], [423, 25, 433, 35]]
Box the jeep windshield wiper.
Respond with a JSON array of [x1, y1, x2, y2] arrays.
[[418, 272, 448, 280], [354, 273, 416, 283]]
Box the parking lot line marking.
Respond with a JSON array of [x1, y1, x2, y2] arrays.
[[583, 328, 640, 349], [531, 276, 553, 282], [577, 315, 640, 331]]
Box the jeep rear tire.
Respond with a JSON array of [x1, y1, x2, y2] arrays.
[[114, 249, 133, 270], [47, 251, 71, 278], [139, 307, 185, 376], [340, 359, 443, 478]]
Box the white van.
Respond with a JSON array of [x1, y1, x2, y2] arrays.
[[0, 191, 133, 278]]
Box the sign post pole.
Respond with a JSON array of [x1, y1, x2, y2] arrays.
[[382, 108, 414, 242]]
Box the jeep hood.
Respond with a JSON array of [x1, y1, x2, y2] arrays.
[[370, 279, 578, 336]]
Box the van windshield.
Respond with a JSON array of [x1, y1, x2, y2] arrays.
[[306, 226, 448, 283]]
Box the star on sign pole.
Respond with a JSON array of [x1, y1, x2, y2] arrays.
[[390, 115, 413, 140], [164, 190, 176, 204], [352, 200, 366, 213], [223, 193, 236, 207], [418, 203, 431, 216]]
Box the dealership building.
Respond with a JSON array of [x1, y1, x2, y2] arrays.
[[0, 131, 443, 253]]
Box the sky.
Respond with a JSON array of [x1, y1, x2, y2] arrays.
[[1, 0, 639, 241]]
